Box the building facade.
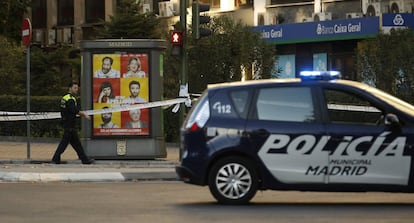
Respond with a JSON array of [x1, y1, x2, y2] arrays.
[[29, 0, 414, 79], [252, 0, 414, 79]]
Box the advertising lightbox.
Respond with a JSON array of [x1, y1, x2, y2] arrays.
[[91, 53, 151, 137], [80, 39, 166, 159]]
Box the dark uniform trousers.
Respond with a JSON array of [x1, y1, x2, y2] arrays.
[[52, 128, 89, 163], [52, 93, 92, 164]]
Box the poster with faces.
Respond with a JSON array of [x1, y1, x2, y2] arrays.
[[92, 53, 150, 136]]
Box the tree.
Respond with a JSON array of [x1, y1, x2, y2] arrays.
[[162, 17, 277, 142], [186, 16, 277, 93], [95, 0, 162, 39], [356, 28, 414, 103], [0, 36, 26, 95], [0, 0, 30, 43], [0, 35, 80, 96], [30, 46, 79, 96]]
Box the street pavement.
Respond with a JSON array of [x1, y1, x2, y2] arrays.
[[0, 139, 180, 182]]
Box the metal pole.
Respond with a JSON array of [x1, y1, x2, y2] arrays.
[[179, 0, 187, 158], [180, 0, 187, 85], [26, 46, 31, 160]]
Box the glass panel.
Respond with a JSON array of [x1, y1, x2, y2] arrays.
[[235, 0, 252, 7], [230, 90, 250, 117], [211, 0, 220, 7], [256, 87, 315, 122], [324, 89, 383, 125], [92, 53, 151, 137], [276, 54, 296, 78], [57, 0, 74, 26], [85, 0, 105, 23], [31, 0, 47, 29], [270, 0, 308, 5]]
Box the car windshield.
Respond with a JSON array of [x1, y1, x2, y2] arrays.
[[366, 86, 414, 115]]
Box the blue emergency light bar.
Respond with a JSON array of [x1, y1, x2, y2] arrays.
[[299, 71, 341, 81]]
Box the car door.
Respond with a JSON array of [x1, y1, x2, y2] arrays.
[[246, 85, 329, 184], [322, 87, 412, 186]]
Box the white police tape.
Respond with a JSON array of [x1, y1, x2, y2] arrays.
[[0, 97, 191, 121]]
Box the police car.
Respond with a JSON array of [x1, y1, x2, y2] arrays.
[[175, 71, 414, 204]]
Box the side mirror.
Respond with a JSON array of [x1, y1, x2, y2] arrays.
[[384, 113, 401, 129]]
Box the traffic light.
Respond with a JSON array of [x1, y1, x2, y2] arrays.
[[170, 31, 183, 46], [170, 31, 183, 56], [192, 2, 211, 40]]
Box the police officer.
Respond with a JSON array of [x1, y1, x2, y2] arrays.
[[52, 81, 93, 164]]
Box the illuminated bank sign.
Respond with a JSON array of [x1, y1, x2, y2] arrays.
[[382, 13, 414, 33], [254, 17, 380, 44]]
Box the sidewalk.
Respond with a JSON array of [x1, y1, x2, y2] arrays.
[[0, 140, 181, 182]]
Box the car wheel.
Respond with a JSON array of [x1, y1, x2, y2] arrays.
[[208, 156, 259, 205]]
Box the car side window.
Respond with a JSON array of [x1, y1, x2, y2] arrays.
[[230, 90, 250, 118], [255, 87, 315, 122], [323, 89, 383, 125]]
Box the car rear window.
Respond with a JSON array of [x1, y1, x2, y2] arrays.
[[209, 89, 251, 119], [230, 90, 250, 118]]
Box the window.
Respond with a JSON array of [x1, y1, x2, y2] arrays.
[[256, 87, 315, 122], [198, 0, 220, 8], [152, 0, 164, 15], [235, 0, 252, 7], [324, 89, 383, 125], [211, 0, 220, 7], [85, 0, 105, 23], [230, 90, 250, 118], [57, 0, 74, 26], [270, 0, 307, 5], [31, 0, 47, 29]]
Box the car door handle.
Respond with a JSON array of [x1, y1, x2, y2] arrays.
[[254, 129, 269, 137]]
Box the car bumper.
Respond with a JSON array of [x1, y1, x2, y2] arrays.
[[175, 165, 205, 186]]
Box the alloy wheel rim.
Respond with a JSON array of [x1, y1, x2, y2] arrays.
[[215, 163, 252, 199]]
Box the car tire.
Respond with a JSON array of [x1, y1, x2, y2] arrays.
[[208, 156, 259, 205]]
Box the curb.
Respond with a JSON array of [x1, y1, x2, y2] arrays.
[[0, 159, 179, 166], [0, 170, 178, 182], [0, 172, 125, 182], [0, 160, 179, 182], [0, 141, 181, 182]]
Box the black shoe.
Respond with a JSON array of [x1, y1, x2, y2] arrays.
[[82, 159, 94, 165], [51, 160, 61, 164]]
